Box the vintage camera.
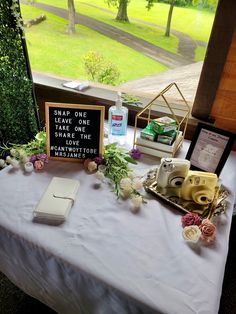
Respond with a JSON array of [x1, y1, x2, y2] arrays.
[[156, 158, 190, 188], [181, 170, 218, 205]]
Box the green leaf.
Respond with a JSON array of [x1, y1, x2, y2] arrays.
[[124, 156, 137, 164]]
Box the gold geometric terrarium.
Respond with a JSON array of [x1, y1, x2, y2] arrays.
[[133, 82, 190, 158]]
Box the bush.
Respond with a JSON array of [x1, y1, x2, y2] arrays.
[[0, 1, 38, 147], [83, 51, 120, 86], [192, 0, 218, 11], [97, 62, 120, 85], [153, 0, 218, 10], [155, 0, 191, 6]]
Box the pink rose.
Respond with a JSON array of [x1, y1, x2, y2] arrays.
[[181, 213, 202, 228], [34, 160, 44, 170], [36, 153, 48, 163], [87, 161, 97, 172], [199, 219, 216, 243], [83, 159, 92, 169]]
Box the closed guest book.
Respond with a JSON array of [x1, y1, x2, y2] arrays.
[[33, 177, 80, 225]]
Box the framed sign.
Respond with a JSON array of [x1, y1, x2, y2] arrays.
[[186, 122, 235, 176], [45, 102, 105, 161]]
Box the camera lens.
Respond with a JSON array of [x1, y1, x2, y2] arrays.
[[193, 191, 211, 205], [170, 177, 184, 187]]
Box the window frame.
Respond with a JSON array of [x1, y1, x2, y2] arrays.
[[32, 0, 236, 142], [192, 0, 236, 121]]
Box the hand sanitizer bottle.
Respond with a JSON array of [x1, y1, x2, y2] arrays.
[[108, 92, 128, 145]]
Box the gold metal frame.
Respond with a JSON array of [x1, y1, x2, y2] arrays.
[[133, 82, 190, 157]]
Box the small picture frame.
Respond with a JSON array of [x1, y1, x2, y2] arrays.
[[186, 122, 235, 176]]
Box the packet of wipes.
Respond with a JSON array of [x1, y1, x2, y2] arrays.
[[153, 116, 177, 134]]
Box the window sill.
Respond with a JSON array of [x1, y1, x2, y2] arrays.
[[33, 72, 200, 141]]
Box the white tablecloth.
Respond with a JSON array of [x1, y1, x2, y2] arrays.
[[0, 141, 235, 314]]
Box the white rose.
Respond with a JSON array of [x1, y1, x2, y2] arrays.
[[18, 148, 26, 157], [10, 148, 16, 157], [18, 149, 26, 158], [6, 156, 12, 163], [182, 225, 201, 243], [11, 159, 20, 169], [21, 155, 30, 163], [120, 177, 132, 192], [0, 159, 6, 168], [130, 195, 142, 213], [95, 171, 105, 181], [128, 172, 135, 180], [132, 178, 143, 191], [131, 195, 142, 207]]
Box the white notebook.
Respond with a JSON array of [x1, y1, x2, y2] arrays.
[[33, 177, 80, 225]]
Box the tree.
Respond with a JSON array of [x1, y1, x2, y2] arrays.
[[146, 0, 175, 37], [66, 0, 76, 34], [25, 0, 76, 34], [192, 0, 218, 11], [165, 0, 175, 37], [105, 0, 130, 22]]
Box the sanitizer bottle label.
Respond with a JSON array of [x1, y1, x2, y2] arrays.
[[111, 115, 125, 135]]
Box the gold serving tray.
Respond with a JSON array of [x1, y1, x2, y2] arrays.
[[143, 169, 229, 219]]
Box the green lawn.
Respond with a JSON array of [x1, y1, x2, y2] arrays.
[[36, 0, 215, 42], [195, 46, 207, 62], [73, 1, 179, 55], [21, 5, 167, 83], [20, 1, 215, 85], [80, 0, 215, 42], [25, 0, 179, 54]]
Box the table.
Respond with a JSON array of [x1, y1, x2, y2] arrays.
[[0, 141, 235, 314]]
